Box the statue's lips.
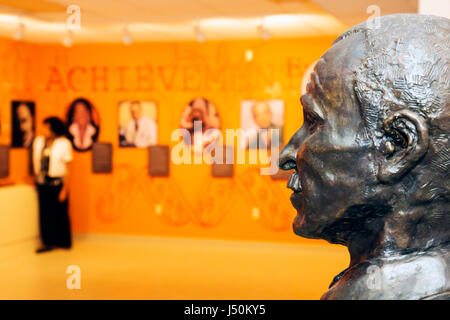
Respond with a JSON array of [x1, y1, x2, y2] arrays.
[[287, 171, 303, 210], [290, 192, 303, 211]]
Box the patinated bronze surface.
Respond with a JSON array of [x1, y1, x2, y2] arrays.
[[279, 14, 449, 300]]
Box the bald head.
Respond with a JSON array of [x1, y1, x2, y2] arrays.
[[281, 14, 449, 250]]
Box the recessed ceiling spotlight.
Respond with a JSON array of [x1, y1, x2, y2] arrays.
[[62, 30, 73, 47], [122, 26, 133, 46], [194, 24, 205, 43], [13, 22, 25, 41], [257, 24, 270, 40]]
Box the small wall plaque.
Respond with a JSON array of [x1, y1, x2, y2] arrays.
[[211, 146, 234, 178], [92, 143, 113, 173], [28, 147, 34, 175], [148, 145, 170, 177], [270, 169, 293, 180], [0, 145, 10, 178]]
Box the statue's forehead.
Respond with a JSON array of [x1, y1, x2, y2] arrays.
[[314, 34, 367, 101]]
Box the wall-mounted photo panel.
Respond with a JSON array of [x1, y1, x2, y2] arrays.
[[180, 97, 221, 154], [0, 145, 10, 178], [28, 147, 34, 176], [240, 100, 284, 150], [148, 145, 169, 177], [271, 145, 292, 180], [119, 100, 158, 148], [0, 108, 2, 139], [11, 101, 35, 148], [92, 142, 113, 173], [211, 146, 234, 178], [66, 97, 100, 152], [270, 169, 293, 180]]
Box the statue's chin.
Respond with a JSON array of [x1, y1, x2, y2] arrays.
[[292, 213, 322, 240]]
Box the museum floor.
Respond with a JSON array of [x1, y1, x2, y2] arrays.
[[0, 234, 347, 299]]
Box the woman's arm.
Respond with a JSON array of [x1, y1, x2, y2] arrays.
[[58, 161, 71, 202], [58, 140, 73, 202]]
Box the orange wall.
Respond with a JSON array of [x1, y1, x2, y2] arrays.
[[0, 36, 338, 245]]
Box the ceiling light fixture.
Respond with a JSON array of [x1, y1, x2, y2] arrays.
[[13, 22, 25, 41], [194, 24, 205, 43], [62, 29, 73, 47], [122, 26, 133, 46], [257, 24, 270, 40]]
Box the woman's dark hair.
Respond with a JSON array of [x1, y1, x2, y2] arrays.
[[43, 116, 66, 137], [66, 97, 94, 125]]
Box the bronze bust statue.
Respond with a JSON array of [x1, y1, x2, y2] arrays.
[[279, 14, 449, 300]]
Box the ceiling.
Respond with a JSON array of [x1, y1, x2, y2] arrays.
[[0, 0, 421, 44], [314, 0, 418, 27]]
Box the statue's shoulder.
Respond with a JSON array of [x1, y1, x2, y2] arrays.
[[321, 261, 375, 300], [422, 291, 450, 300], [322, 248, 449, 300]]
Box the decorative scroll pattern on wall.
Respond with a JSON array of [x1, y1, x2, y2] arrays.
[[95, 164, 294, 231], [236, 168, 294, 231]]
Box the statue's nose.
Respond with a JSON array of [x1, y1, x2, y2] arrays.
[[278, 143, 297, 171], [279, 127, 309, 171]]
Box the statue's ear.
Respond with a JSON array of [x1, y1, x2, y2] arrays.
[[378, 109, 429, 183]]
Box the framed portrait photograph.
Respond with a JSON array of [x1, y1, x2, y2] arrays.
[[118, 100, 158, 148], [240, 99, 284, 150], [11, 101, 35, 148], [66, 97, 100, 152], [180, 97, 221, 153]]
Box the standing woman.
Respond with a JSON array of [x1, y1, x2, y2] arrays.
[[32, 117, 73, 253]]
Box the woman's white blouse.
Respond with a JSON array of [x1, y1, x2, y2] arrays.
[[32, 136, 73, 178]]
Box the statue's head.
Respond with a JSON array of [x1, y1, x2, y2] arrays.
[[279, 14, 449, 254]]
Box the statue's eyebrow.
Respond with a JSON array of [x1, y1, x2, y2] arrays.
[[308, 70, 326, 98], [301, 93, 324, 120]]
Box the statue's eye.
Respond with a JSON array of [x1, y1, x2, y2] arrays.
[[305, 112, 320, 134]]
